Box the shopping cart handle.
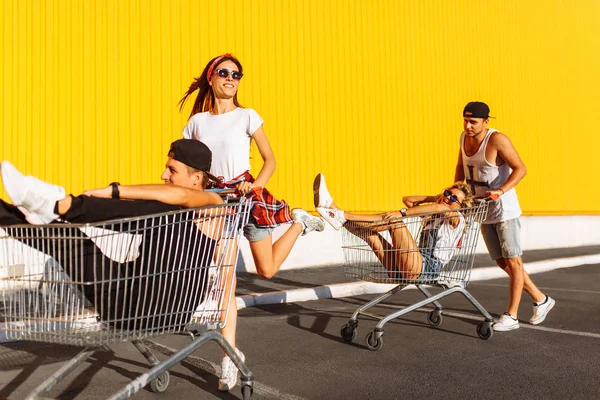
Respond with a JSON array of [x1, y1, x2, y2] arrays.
[[206, 188, 237, 194], [475, 193, 500, 202]]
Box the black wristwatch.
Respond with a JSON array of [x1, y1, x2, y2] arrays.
[[400, 207, 407, 216], [109, 182, 120, 199]]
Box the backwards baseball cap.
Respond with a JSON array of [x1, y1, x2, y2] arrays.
[[463, 101, 494, 119], [168, 139, 212, 172]]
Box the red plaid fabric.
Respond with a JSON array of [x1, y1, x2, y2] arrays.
[[209, 171, 293, 228], [247, 186, 293, 227]]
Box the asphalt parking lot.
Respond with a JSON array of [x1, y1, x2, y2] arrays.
[[0, 262, 599, 399]]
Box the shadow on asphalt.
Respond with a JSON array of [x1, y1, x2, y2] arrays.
[[0, 340, 238, 400], [247, 292, 491, 350]]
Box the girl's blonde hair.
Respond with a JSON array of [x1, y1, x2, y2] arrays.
[[449, 181, 474, 208], [434, 182, 474, 208]]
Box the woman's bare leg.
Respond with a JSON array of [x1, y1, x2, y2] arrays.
[[343, 213, 422, 279], [250, 223, 304, 279], [209, 231, 240, 358], [389, 223, 422, 280]]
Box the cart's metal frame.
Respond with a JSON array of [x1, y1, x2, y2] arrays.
[[339, 200, 495, 350], [0, 199, 253, 399]]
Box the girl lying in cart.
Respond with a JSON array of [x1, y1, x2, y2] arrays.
[[313, 174, 474, 281]]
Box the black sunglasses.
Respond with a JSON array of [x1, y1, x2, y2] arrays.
[[443, 189, 462, 205], [215, 68, 243, 80]]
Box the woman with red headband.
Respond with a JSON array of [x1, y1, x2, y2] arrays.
[[179, 53, 324, 392]]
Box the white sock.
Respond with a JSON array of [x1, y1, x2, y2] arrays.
[[534, 295, 548, 306]]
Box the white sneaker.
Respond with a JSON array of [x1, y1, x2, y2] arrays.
[[313, 173, 333, 208], [1, 161, 65, 225], [291, 208, 325, 236], [316, 207, 346, 230], [530, 296, 555, 325], [218, 348, 245, 392], [493, 312, 520, 331]]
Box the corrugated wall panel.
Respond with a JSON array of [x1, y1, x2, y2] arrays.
[[1, 0, 599, 215]]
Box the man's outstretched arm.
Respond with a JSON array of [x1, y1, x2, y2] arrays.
[[83, 184, 223, 208]]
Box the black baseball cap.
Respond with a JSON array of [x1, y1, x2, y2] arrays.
[[168, 139, 212, 172], [463, 101, 494, 119]]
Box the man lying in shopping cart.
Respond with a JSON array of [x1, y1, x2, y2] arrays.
[[313, 173, 474, 281], [0, 139, 229, 331]]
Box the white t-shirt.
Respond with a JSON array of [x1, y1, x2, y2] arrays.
[[420, 213, 466, 265], [182, 108, 264, 181]]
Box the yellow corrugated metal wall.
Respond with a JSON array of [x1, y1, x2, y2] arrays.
[[2, 0, 599, 215]]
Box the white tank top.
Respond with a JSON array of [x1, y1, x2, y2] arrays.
[[460, 129, 522, 224]]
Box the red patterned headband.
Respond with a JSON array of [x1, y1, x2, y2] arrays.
[[207, 53, 233, 83]]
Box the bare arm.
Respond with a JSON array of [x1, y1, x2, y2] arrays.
[[402, 195, 436, 208], [251, 126, 276, 187], [454, 149, 465, 182], [83, 184, 223, 208], [236, 125, 276, 194], [488, 133, 527, 196], [384, 198, 450, 220]]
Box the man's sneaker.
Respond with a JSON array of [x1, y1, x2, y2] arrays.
[[291, 208, 325, 236], [1, 161, 65, 225], [313, 173, 334, 208], [493, 312, 520, 331], [316, 207, 346, 230], [218, 348, 245, 392], [530, 296, 556, 325]]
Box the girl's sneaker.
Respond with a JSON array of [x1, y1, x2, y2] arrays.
[[493, 312, 520, 331], [291, 209, 325, 235]]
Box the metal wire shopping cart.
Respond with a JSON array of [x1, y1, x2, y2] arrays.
[[0, 199, 253, 399], [339, 199, 494, 351]]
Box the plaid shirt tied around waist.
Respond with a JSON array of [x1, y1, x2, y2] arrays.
[[209, 171, 293, 228]]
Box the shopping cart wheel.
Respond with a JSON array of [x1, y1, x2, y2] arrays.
[[365, 331, 383, 351], [427, 310, 443, 327], [242, 383, 253, 399], [149, 371, 170, 393], [340, 323, 358, 343], [476, 322, 494, 340]]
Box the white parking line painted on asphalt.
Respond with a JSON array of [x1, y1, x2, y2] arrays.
[[469, 253, 600, 282], [435, 309, 600, 339], [146, 340, 308, 400], [472, 282, 600, 295], [520, 324, 600, 338]]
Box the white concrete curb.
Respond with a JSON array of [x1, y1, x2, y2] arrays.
[[235, 253, 600, 310]]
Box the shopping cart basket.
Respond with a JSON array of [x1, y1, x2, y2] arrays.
[[339, 199, 494, 351], [0, 199, 253, 399]]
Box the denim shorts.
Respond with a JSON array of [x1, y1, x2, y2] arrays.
[[419, 251, 444, 281], [242, 215, 275, 243], [480, 218, 523, 260]]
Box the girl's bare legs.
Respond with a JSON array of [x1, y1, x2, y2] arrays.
[[222, 276, 238, 352], [250, 223, 304, 279], [341, 211, 422, 280], [389, 222, 422, 280], [344, 223, 396, 274]]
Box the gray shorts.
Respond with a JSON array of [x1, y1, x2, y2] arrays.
[[480, 218, 523, 261], [242, 215, 275, 243]]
